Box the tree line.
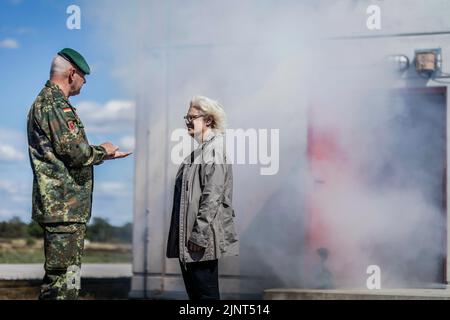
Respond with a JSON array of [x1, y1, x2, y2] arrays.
[[0, 217, 132, 243]]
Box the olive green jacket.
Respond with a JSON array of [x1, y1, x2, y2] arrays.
[[27, 81, 107, 224], [166, 132, 239, 263]]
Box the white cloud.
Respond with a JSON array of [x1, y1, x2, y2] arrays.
[[0, 128, 24, 140], [118, 135, 135, 151], [0, 143, 25, 162], [15, 27, 35, 35], [0, 180, 19, 195], [76, 100, 135, 133], [0, 179, 29, 213], [0, 208, 29, 222], [8, 0, 22, 5], [96, 181, 129, 197], [0, 179, 29, 201], [0, 208, 19, 218], [0, 128, 26, 162], [0, 38, 19, 49], [0, 26, 35, 35]]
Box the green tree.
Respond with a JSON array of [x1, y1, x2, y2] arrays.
[[0, 217, 27, 238], [86, 218, 132, 243], [27, 220, 44, 238], [117, 222, 132, 243], [86, 217, 115, 242]]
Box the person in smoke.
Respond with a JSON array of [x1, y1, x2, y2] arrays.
[[166, 95, 239, 300]]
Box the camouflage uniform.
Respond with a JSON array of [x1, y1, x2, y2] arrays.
[[27, 81, 107, 299], [40, 223, 86, 300]]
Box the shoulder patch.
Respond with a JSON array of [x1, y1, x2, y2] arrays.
[[67, 120, 77, 132]]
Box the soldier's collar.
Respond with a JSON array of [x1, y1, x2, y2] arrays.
[[45, 80, 72, 105], [45, 80, 61, 92]]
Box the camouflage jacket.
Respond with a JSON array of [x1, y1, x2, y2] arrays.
[[27, 81, 107, 224]]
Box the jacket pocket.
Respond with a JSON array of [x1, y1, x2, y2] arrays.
[[222, 199, 235, 217]]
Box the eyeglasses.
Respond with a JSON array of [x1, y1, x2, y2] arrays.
[[73, 68, 86, 84], [184, 114, 205, 124]]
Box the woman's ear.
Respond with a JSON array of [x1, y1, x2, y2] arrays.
[[205, 116, 213, 127]]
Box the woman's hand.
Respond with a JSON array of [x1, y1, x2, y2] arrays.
[[188, 240, 204, 252]]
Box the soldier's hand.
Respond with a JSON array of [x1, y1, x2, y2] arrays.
[[109, 151, 133, 159], [100, 142, 119, 156]]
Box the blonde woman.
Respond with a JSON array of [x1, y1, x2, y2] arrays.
[[166, 95, 238, 300]]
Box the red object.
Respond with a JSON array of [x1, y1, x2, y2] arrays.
[[67, 121, 76, 131]]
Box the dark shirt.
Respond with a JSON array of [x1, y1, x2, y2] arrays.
[[166, 165, 184, 258]]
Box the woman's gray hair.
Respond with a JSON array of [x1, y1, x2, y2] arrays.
[[190, 95, 227, 134], [50, 55, 72, 78]]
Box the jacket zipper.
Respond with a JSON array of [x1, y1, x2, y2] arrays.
[[181, 169, 190, 270]]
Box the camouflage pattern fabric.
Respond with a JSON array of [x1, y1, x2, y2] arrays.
[[39, 223, 86, 300], [27, 81, 106, 224]]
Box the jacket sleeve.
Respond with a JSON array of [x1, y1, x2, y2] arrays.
[[40, 105, 107, 167], [189, 149, 227, 248]]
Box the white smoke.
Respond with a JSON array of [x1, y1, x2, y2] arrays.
[[86, 0, 449, 292]]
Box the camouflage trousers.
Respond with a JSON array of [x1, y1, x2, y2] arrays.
[[39, 223, 86, 300]]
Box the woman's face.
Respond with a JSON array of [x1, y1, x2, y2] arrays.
[[186, 107, 207, 138]]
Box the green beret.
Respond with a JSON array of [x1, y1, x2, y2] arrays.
[[57, 48, 91, 75]]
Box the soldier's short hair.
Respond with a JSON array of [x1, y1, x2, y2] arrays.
[[50, 55, 72, 78]]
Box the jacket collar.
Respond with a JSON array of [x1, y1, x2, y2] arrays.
[[199, 130, 216, 147], [45, 80, 73, 107], [182, 131, 218, 165]]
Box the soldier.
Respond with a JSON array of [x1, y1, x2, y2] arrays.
[[27, 48, 131, 300]]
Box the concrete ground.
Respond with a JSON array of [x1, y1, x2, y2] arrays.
[[264, 288, 450, 300], [0, 263, 132, 280], [0, 264, 132, 299]]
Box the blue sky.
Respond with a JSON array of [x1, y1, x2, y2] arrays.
[[0, 0, 135, 226]]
